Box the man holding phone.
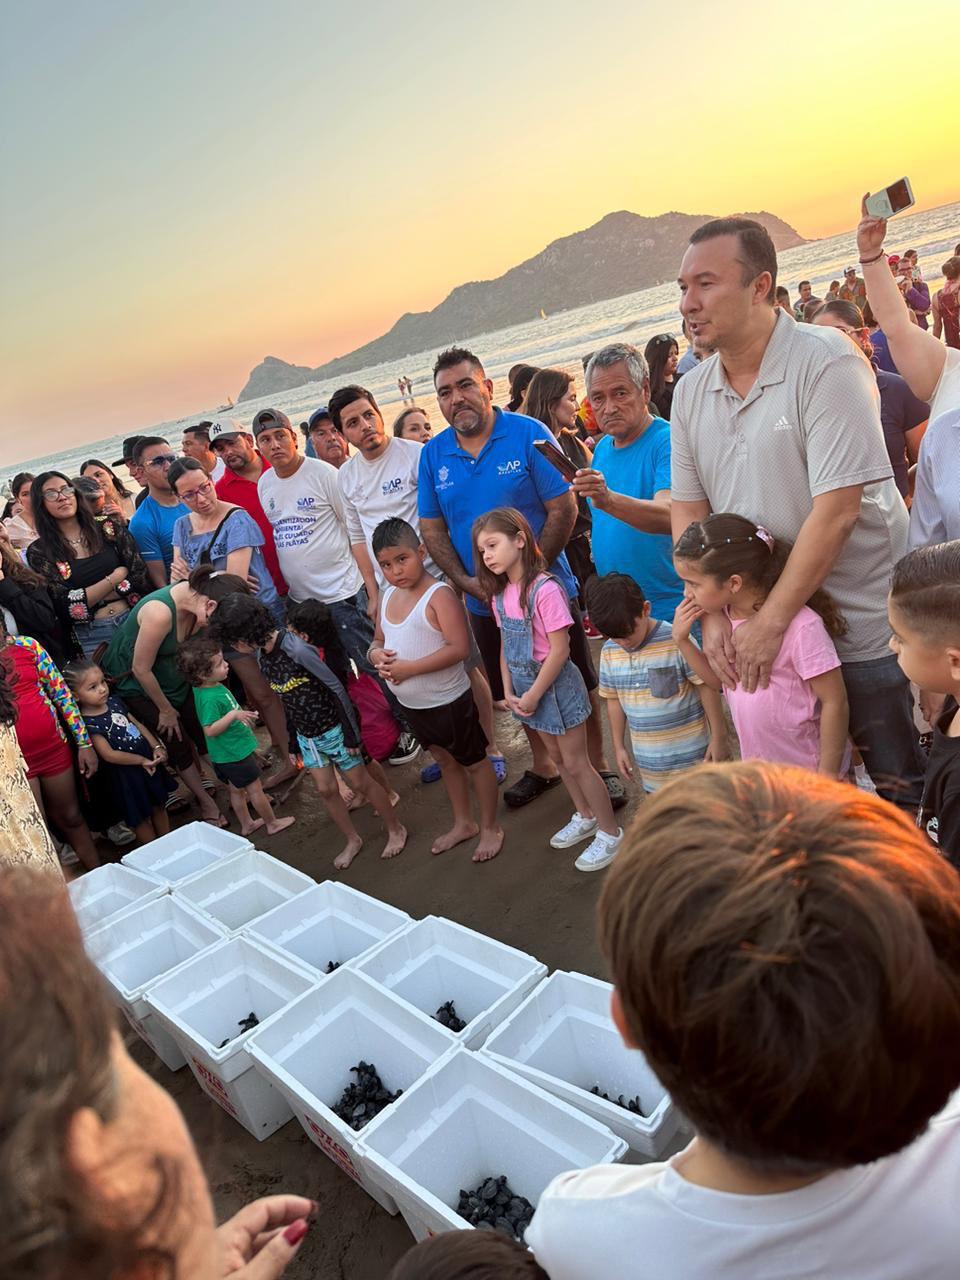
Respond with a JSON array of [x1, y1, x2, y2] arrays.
[[571, 343, 684, 624]]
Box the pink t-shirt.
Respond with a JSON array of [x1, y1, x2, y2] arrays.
[[494, 576, 574, 660], [725, 606, 851, 775]]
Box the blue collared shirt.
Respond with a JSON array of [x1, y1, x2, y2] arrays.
[[418, 409, 578, 614]]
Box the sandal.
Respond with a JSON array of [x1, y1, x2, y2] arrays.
[[503, 770, 561, 810], [600, 771, 628, 812], [488, 754, 507, 785]]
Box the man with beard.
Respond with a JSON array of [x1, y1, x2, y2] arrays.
[[210, 419, 286, 596]]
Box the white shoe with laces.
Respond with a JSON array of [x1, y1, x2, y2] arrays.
[[574, 826, 624, 872], [550, 812, 599, 848]]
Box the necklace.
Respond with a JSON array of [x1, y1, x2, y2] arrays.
[[65, 530, 88, 552]]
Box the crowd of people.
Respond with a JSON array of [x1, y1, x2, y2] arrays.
[[2, 197, 960, 1278]]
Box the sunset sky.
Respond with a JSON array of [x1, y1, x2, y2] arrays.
[[1, 0, 956, 462]]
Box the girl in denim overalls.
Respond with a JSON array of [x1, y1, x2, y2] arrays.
[[473, 508, 623, 872]]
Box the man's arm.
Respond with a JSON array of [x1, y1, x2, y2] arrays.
[[572, 473, 672, 534], [537, 490, 577, 565], [733, 485, 863, 691], [143, 559, 167, 590], [351, 541, 379, 611], [670, 497, 710, 545], [419, 517, 481, 598]]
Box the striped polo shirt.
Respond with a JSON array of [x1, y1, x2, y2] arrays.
[[671, 310, 908, 661], [598, 621, 708, 793]]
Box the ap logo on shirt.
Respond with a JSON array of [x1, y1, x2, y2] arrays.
[[382, 478, 404, 496], [497, 459, 522, 475], [296, 496, 316, 509]]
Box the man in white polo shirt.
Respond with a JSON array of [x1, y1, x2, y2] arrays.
[[670, 217, 924, 806], [253, 406, 419, 764]]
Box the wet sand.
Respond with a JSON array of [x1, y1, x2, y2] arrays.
[[126, 701, 636, 1278]]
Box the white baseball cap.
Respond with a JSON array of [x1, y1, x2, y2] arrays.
[[208, 417, 246, 444]]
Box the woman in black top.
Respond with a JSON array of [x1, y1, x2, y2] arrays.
[[0, 526, 67, 665], [27, 471, 151, 660], [644, 333, 680, 421]]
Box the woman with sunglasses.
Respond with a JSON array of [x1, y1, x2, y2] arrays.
[[812, 301, 929, 501], [643, 333, 680, 421], [26, 471, 151, 659], [168, 457, 296, 788]]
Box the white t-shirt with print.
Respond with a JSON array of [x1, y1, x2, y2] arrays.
[[525, 1091, 960, 1280], [257, 456, 362, 604], [337, 437, 438, 582]]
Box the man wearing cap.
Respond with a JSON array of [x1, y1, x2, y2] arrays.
[[113, 435, 149, 509], [128, 437, 189, 587], [182, 422, 226, 483], [211, 420, 287, 595], [839, 266, 867, 312], [254, 406, 420, 763], [302, 407, 349, 468]]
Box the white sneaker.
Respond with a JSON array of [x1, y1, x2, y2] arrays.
[[575, 827, 624, 872], [107, 822, 137, 846], [550, 812, 599, 848]]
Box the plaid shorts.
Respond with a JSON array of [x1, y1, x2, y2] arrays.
[[296, 725, 364, 773]]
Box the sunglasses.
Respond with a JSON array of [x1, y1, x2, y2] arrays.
[[650, 333, 677, 344], [145, 454, 177, 468]]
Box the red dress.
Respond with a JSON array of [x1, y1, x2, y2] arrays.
[[7, 637, 90, 779]]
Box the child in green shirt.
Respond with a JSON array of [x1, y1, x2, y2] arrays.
[[177, 636, 295, 837]]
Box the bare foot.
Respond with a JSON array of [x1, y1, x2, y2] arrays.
[[202, 809, 227, 828], [263, 816, 296, 835], [381, 825, 408, 859], [240, 818, 265, 836], [263, 764, 298, 791], [431, 820, 479, 855], [472, 826, 504, 863], [334, 835, 363, 870]]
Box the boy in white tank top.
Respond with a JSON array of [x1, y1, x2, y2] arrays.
[[369, 518, 504, 863]]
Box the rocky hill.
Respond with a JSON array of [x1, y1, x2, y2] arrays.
[[237, 209, 806, 400]]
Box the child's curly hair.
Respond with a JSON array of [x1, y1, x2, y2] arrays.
[[176, 635, 223, 687]]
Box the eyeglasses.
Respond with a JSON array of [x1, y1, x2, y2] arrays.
[[42, 485, 74, 502], [180, 482, 214, 501], [145, 454, 177, 468]]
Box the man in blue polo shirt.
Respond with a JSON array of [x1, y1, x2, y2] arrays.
[[419, 347, 623, 811]]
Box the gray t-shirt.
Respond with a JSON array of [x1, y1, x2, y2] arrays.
[[671, 311, 908, 661]]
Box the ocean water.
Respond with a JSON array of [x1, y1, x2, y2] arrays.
[[8, 201, 959, 489]]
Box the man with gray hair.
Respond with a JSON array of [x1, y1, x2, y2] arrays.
[[572, 342, 683, 622]]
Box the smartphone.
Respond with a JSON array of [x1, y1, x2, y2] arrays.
[[865, 178, 915, 219], [533, 437, 579, 482]]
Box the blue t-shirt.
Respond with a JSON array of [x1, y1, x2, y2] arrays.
[[129, 495, 189, 575], [418, 409, 578, 614], [173, 508, 284, 624], [870, 329, 899, 375], [875, 371, 929, 498], [590, 418, 684, 620]]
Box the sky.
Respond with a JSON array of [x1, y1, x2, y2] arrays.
[[1, 0, 956, 460]]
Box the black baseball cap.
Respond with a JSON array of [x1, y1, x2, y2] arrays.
[[251, 408, 293, 438], [113, 434, 144, 467]]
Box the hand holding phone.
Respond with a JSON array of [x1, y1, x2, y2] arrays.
[[533, 437, 579, 482], [864, 178, 915, 220]]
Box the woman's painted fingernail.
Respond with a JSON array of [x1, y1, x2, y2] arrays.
[[283, 1219, 309, 1246]]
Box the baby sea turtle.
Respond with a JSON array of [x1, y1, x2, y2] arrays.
[[325, 960, 341, 974], [331, 1061, 402, 1131], [456, 1175, 535, 1241], [590, 1084, 645, 1115], [434, 1000, 467, 1032], [218, 1011, 260, 1048]]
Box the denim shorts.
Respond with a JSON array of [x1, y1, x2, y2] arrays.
[[509, 658, 591, 736], [297, 725, 364, 773]]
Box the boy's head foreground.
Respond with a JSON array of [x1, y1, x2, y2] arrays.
[[372, 517, 427, 589], [888, 541, 960, 695], [387, 1227, 549, 1280], [176, 636, 227, 687], [210, 593, 276, 652], [584, 573, 650, 645], [599, 761, 960, 1174]]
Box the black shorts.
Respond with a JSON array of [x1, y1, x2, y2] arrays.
[[469, 601, 598, 703], [401, 688, 488, 767], [212, 752, 262, 788], [122, 691, 207, 772]]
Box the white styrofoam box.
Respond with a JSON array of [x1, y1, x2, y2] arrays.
[[143, 935, 317, 1140], [85, 895, 227, 1070], [246, 880, 411, 981], [68, 862, 166, 935], [482, 970, 677, 1158], [122, 822, 251, 885], [174, 849, 315, 934], [247, 967, 456, 1211], [355, 915, 546, 1049], [360, 1045, 627, 1242]]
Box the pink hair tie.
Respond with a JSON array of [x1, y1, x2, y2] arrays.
[[755, 526, 775, 551]]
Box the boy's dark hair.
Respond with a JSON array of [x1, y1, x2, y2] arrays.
[[372, 517, 421, 557], [690, 218, 778, 300], [285, 598, 333, 649], [209, 593, 276, 650], [387, 1229, 550, 1280], [584, 573, 647, 639], [328, 384, 380, 432], [433, 347, 485, 380], [889, 541, 960, 644], [131, 436, 168, 465], [176, 635, 224, 687], [599, 761, 960, 1175]]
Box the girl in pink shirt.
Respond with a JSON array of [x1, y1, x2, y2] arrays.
[[671, 513, 851, 778], [472, 507, 622, 872]]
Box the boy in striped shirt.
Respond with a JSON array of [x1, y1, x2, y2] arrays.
[[585, 574, 728, 792]]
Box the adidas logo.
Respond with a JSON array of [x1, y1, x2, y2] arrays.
[[773, 415, 794, 432]]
